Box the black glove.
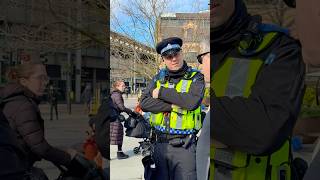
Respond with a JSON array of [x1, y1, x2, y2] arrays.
[[65, 154, 103, 179], [130, 111, 140, 118], [117, 114, 126, 122]]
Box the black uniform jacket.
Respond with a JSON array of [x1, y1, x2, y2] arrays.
[[211, 0, 305, 155], [141, 62, 205, 114]]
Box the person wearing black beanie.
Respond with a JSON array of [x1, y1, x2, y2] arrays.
[[210, 0, 306, 179]]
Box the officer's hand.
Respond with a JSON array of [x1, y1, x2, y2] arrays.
[[171, 104, 180, 109], [152, 88, 160, 99]]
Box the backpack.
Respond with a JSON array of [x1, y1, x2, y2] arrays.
[[94, 95, 118, 160], [0, 95, 28, 179]]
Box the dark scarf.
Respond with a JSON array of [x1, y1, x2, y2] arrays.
[[211, 0, 250, 53], [167, 61, 189, 78], [111, 89, 123, 95]]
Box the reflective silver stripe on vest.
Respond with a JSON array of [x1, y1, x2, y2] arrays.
[[175, 113, 183, 129], [175, 108, 184, 114], [214, 149, 234, 165], [225, 58, 250, 98], [213, 149, 234, 180], [195, 113, 201, 130], [214, 168, 232, 180], [181, 80, 189, 93], [151, 114, 156, 124], [175, 80, 189, 129], [168, 83, 175, 88]]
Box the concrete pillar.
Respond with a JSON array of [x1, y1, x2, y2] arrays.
[[93, 68, 97, 90], [75, 0, 82, 103], [67, 51, 72, 114], [75, 50, 81, 103], [0, 61, 2, 84]]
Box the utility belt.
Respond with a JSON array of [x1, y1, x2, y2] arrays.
[[154, 130, 195, 148]]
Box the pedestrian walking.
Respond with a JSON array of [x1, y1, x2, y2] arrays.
[[110, 80, 137, 159], [81, 84, 92, 114], [48, 84, 58, 120], [1, 61, 96, 179]]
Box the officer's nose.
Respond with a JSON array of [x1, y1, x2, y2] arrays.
[[172, 56, 178, 62]]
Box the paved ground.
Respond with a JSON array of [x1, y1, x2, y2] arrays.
[[109, 97, 145, 180], [34, 96, 315, 180], [35, 103, 92, 179], [35, 97, 143, 180]]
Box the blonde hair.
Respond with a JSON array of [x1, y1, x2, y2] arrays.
[[6, 61, 44, 83], [112, 80, 124, 90]]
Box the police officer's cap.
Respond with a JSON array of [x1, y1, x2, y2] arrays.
[[156, 37, 183, 56]]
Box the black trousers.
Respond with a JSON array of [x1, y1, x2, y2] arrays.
[[150, 137, 197, 180], [50, 103, 58, 120]]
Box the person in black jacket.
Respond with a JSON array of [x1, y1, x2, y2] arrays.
[[110, 80, 135, 159], [211, 0, 305, 179], [48, 84, 59, 120], [282, 0, 320, 179], [1, 62, 99, 179]]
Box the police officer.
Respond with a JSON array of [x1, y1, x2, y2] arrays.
[[211, 0, 305, 179], [196, 38, 210, 180], [140, 37, 205, 180], [282, 0, 320, 179]]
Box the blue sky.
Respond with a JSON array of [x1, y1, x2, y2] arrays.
[[111, 0, 209, 47]]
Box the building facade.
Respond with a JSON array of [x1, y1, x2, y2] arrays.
[[157, 11, 210, 68], [110, 31, 156, 93], [0, 0, 107, 102]]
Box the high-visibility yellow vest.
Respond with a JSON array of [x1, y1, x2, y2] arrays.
[[211, 32, 291, 180], [149, 70, 202, 132]]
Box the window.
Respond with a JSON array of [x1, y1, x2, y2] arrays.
[[185, 28, 193, 41]]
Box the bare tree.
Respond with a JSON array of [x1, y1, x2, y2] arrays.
[[0, 0, 107, 53], [110, 31, 157, 80], [110, 0, 171, 81], [0, 0, 108, 103], [110, 0, 209, 81]]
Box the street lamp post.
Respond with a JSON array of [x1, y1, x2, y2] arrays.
[[0, 60, 2, 84], [133, 56, 136, 94], [67, 51, 72, 114]]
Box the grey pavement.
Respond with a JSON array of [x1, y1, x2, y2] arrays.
[[35, 103, 91, 180], [110, 97, 145, 180], [34, 96, 143, 180], [33, 96, 315, 180]]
